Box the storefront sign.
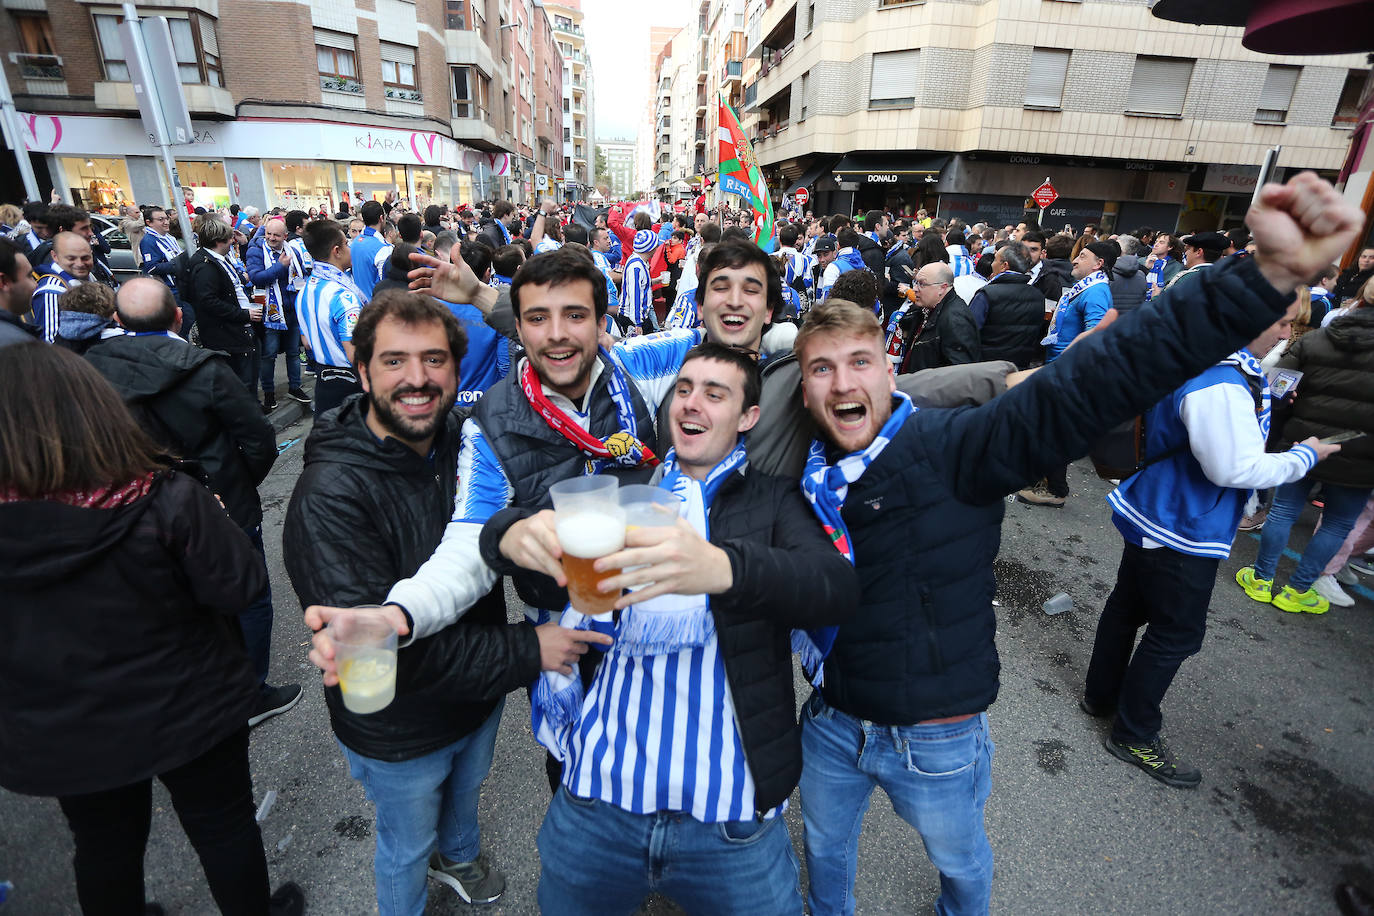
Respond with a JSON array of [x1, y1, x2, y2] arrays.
[[19, 113, 492, 172], [1202, 163, 1260, 194]]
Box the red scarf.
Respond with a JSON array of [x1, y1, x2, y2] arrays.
[[519, 359, 658, 471]]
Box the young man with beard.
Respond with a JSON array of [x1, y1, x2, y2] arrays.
[[284, 290, 607, 915], [511, 343, 857, 915], [789, 173, 1361, 916]]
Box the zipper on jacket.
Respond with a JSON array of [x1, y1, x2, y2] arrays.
[[920, 586, 944, 673]]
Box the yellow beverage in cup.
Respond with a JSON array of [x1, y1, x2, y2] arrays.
[[337, 650, 397, 715], [556, 510, 625, 614]]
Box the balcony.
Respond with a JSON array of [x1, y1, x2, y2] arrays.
[[759, 44, 793, 78], [553, 21, 584, 37], [722, 60, 742, 84], [95, 80, 236, 117], [696, 88, 707, 112], [695, 129, 706, 146], [15, 53, 62, 80], [743, 81, 757, 108]]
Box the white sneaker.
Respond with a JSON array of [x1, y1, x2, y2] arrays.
[[1312, 574, 1355, 608], [1336, 564, 1359, 586]]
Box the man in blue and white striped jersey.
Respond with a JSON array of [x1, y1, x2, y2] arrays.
[[30, 232, 93, 343], [298, 219, 366, 415], [524, 342, 855, 914], [621, 229, 658, 335]]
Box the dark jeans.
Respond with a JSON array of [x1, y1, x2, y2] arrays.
[[256, 326, 301, 395], [1084, 541, 1219, 744], [241, 525, 274, 689], [314, 372, 362, 416], [1045, 463, 1070, 498], [224, 351, 257, 393], [1254, 478, 1373, 592], [57, 728, 269, 916]]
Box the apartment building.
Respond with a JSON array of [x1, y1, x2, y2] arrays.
[[717, 0, 1369, 233], [599, 138, 636, 198], [0, 0, 570, 212], [546, 0, 595, 200]]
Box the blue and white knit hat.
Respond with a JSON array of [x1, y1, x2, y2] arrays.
[[633, 229, 657, 253]]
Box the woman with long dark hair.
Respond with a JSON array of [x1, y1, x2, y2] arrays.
[[0, 344, 303, 916]]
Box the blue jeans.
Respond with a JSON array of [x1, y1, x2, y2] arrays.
[[239, 525, 273, 689], [257, 326, 301, 394], [537, 785, 802, 916], [799, 693, 993, 916], [1254, 479, 1373, 592], [339, 699, 504, 916]]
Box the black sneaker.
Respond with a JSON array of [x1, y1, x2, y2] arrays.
[[428, 852, 505, 904], [262, 394, 277, 413], [1103, 734, 1201, 788], [1079, 696, 1114, 718], [286, 386, 310, 404], [268, 881, 305, 916], [249, 683, 302, 728]]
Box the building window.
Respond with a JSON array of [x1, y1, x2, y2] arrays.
[[869, 50, 919, 109], [1334, 69, 1366, 126], [805, 0, 816, 34], [451, 65, 489, 118], [1024, 48, 1069, 109], [800, 71, 809, 120], [445, 0, 467, 29], [564, 156, 571, 171], [563, 98, 570, 112], [92, 12, 220, 86], [14, 13, 62, 79], [316, 31, 360, 93], [381, 43, 420, 99], [564, 126, 571, 141], [1126, 56, 1193, 117], [1255, 64, 1300, 124]]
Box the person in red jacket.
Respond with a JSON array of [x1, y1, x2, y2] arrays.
[[608, 204, 652, 268]]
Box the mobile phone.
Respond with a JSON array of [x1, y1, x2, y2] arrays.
[[1319, 430, 1366, 445]]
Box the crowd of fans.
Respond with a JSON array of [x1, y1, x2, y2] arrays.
[[0, 172, 1370, 916]]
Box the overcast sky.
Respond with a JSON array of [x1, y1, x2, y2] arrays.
[[584, 0, 692, 143]]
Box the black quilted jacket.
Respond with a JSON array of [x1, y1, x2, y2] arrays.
[[283, 396, 540, 761]]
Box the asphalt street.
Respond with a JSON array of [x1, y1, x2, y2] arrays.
[[2, 414, 1370, 915]]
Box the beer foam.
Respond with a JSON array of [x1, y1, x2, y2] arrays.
[[556, 511, 626, 558]]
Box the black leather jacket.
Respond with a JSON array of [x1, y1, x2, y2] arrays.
[[283, 396, 539, 761]]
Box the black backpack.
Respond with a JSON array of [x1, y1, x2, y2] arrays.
[[1089, 365, 1263, 481]]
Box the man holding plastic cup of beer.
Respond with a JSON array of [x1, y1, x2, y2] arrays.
[[505, 342, 857, 915]]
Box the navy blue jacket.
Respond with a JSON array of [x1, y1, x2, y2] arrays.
[[821, 254, 1294, 724]]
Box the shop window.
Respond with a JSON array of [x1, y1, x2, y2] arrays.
[[1025, 48, 1069, 110], [869, 50, 918, 109], [1333, 69, 1366, 126], [316, 30, 361, 94], [1126, 56, 1192, 117], [1255, 64, 1300, 124]]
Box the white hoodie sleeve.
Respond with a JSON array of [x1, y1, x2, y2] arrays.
[[385, 418, 509, 642], [1179, 383, 1317, 490]]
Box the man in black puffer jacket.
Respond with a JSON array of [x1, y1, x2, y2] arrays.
[[970, 241, 1044, 369], [793, 173, 1363, 916], [285, 291, 607, 914], [88, 277, 300, 728], [498, 342, 856, 914]]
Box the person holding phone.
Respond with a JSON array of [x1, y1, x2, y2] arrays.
[[1237, 290, 1374, 613]]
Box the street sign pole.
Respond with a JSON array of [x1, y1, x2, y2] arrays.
[[1250, 145, 1281, 212], [1039, 176, 1049, 225], [0, 63, 40, 202], [122, 2, 196, 253]]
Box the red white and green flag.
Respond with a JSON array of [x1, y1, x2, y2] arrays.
[[716, 93, 777, 253]]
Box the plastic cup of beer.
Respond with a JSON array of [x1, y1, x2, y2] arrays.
[[550, 476, 625, 614], [329, 607, 398, 715], [619, 485, 682, 529]]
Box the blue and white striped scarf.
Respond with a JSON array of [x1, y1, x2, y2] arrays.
[[797, 391, 914, 685], [1223, 347, 1272, 439], [531, 440, 747, 760], [312, 260, 369, 307]]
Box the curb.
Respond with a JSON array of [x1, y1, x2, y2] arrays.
[[269, 397, 310, 433]]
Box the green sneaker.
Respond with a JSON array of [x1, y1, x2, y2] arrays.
[[428, 852, 505, 905], [1272, 585, 1329, 615], [1235, 566, 1273, 604]]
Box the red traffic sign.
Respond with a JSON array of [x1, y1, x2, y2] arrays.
[[1032, 181, 1058, 209], [793, 187, 809, 207]]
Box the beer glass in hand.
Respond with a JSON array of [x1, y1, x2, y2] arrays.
[[550, 477, 625, 614]]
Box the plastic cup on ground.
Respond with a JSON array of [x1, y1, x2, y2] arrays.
[[550, 477, 625, 614], [1043, 592, 1073, 616], [329, 607, 398, 714]]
